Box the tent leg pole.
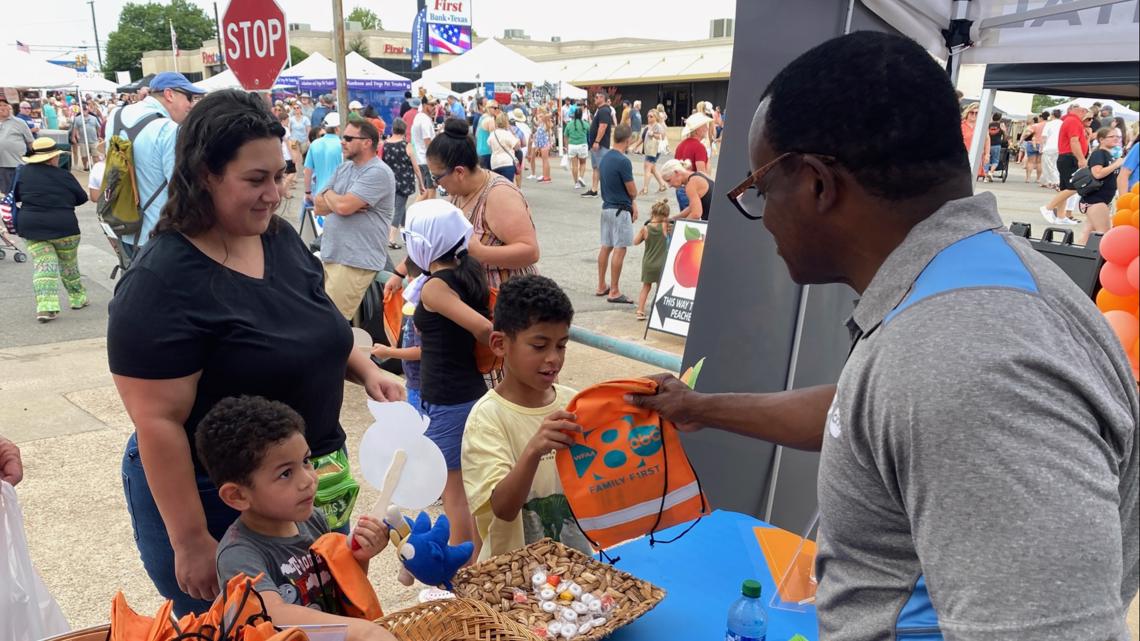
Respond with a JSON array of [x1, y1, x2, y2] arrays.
[[969, 88, 996, 184]]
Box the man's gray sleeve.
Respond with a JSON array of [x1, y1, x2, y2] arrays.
[[870, 300, 1131, 641], [215, 540, 278, 596], [347, 164, 391, 207]]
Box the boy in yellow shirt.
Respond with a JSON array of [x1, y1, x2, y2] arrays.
[[461, 275, 594, 561]]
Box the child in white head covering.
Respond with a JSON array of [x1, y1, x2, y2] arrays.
[[401, 199, 492, 548]]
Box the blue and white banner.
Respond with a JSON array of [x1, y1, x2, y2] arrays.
[[411, 8, 427, 69], [299, 78, 411, 91]]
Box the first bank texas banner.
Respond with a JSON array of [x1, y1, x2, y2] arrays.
[[425, 0, 471, 27]]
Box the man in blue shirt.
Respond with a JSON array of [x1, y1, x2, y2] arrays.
[[1118, 143, 1139, 194], [304, 112, 344, 209], [16, 102, 39, 135], [310, 95, 333, 131], [107, 71, 204, 252], [596, 124, 638, 304], [447, 95, 465, 120]]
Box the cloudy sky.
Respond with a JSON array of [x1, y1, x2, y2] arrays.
[[3, 0, 738, 67]]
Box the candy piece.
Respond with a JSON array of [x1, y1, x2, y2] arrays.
[[512, 588, 529, 604], [578, 621, 593, 634], [600, 594, 616, 610], [587, 600, 602, 613], [580, 593, 596, 605], [561, 609, 578, 622], [548, 575, 562, 587], [540, 582, 555, 593], [532, 572, 548, 587], [560, 623, 577, 639], [541, 600, 558, 613], [571, 601, 588, 614], [558, 590, 574, 602], [539, 588, 556, 602], [547, 622, 562, 637], [567, 583, 583, 597]]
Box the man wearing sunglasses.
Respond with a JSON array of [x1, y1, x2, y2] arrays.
[[105, 71, 204, 254], [314, 119, 395, 320], [632, 32, 1137, 641]]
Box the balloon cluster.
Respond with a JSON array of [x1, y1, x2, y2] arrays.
[[1096, 184, 1140, 379]]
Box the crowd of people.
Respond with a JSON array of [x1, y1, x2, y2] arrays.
[[2, 27, 1137, 641]]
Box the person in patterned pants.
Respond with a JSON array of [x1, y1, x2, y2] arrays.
[[13, 137, 90, 322]]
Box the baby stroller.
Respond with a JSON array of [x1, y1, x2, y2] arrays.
[[0, 229, 28, 263]]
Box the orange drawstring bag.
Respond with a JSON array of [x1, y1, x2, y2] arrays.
[[555, 378, 709, 552], [381, 287, 405, 347], [308, 533, 384, 620], [474, 288, 501, 376]]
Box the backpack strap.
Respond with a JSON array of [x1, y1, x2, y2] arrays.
[[117, 111, 169, 217]]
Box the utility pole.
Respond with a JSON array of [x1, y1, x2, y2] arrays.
[[331, 0, 348, 127], [213, 2, 225, 67], [87, 0, 103, 68]]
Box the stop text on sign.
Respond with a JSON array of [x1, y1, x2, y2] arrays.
[[225, 18, 283, 59]]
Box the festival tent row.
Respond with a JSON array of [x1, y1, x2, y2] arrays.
[[420, 38, 553, 84]]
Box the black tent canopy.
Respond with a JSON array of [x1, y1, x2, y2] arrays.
[[984, 61, 1140, 101]]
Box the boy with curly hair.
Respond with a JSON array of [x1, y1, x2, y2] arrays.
[[196, 395, 395, 641], [461, 275, 593, 561]]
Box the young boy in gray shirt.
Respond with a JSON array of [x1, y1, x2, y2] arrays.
[[196, 396, 396, 641]]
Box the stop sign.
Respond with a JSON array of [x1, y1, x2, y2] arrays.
[[222, 0, 288, 90]]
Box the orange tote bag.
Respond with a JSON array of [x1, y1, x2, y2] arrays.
[[556, 378, 708, 550]]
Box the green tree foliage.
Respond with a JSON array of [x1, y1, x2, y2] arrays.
[[290, 46, 309, 65], [1031, 94, 1071, 114], [105, 0, 215, 80], [347, 7, 382, 30], [347, 34, 370, 57]]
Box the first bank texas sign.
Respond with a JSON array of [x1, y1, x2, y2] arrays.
[[426, 0, 471, 27]]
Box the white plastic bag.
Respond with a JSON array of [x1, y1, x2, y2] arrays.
[[2, 481, 69, 641]]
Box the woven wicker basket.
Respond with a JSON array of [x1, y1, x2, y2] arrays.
[[376, 597, 543, 641], [451, 539, 665, 640], [41, 626, 109, 641]]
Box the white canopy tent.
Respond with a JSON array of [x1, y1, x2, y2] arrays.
[[193, 69, 243, 92], [0, 50, 79, 88], [559, 81, 587, 100], [420, 38, 554, 84], [862, 0, 1139, 177], [277, 52, 337, 86], [1053, 98, 1139, 122], [343, 52, 410, 85], [75, 74, 120, 95], [412, 78, 460, 100]]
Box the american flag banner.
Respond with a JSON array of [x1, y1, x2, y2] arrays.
[[15, 41, 30, 53], [427, 23, 472, 55], [169, 19, 179, 57]]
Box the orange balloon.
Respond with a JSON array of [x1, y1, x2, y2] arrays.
[[1132, 209, 1140, 228], [1120, 193, 1138, 210], [1112, 209, 1133, 227], [1096, 289, 1140, 315], [1104, 311, 1140, 354], [1101, 262, 1136, 296]]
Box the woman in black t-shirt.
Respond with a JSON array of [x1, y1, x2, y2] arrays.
[[1078, 127, 1127, 244], [107, 91, 404, 616]]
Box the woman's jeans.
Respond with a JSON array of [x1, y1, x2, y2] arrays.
[[121, 432, 238, 616]]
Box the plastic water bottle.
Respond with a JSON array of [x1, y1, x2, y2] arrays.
[[726, 579, 768, 641]]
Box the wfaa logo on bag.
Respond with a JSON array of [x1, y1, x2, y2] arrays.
[[555, 378, 708, 551]]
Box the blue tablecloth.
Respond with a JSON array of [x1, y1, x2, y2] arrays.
[[607, 510, 818, 641]]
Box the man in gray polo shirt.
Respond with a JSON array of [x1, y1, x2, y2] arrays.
[[631, 32, 1137, 640], [0, 98, 34, 194], [314, 119, 394, 320]]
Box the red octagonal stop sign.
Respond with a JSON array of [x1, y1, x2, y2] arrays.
[[222, 0, 288, 90]]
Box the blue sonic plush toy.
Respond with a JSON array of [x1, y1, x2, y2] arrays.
[[386, 509, 474, 591]]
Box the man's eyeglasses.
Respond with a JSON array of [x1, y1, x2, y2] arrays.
[[341, 135, 370, 143], [429, 167, 453, 183], [726, 152, 836, 220], [174, 90, 200, 103]]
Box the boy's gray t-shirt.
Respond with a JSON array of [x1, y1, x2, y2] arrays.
[[320, 156, 394, 272], [216, 510, 334, 607]]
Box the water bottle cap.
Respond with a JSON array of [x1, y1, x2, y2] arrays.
[[741, 579, 761, 598]]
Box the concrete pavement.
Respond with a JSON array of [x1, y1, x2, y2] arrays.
[[2, 159, 1136, 634]]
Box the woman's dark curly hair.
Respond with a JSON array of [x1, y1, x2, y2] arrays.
[[153, 90, 287, 238]]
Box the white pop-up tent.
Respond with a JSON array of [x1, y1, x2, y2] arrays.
[[277, 52, 337, 86], [75, 74, 120, 95], [193, 69, 243, 92], [412, 78, 460, 100], [0, 50, 80, 88], [862, 0, 1139, 177], [420, 38, 554, 84], [1050, 98, 1139, 122]]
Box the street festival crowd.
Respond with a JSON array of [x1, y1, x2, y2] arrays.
[[0, 30, 1138, 641]]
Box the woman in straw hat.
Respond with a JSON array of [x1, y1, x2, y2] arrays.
[[12, 137, 89, 322]]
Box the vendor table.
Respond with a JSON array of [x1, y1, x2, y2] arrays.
[[608, 510, 818, 641]]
